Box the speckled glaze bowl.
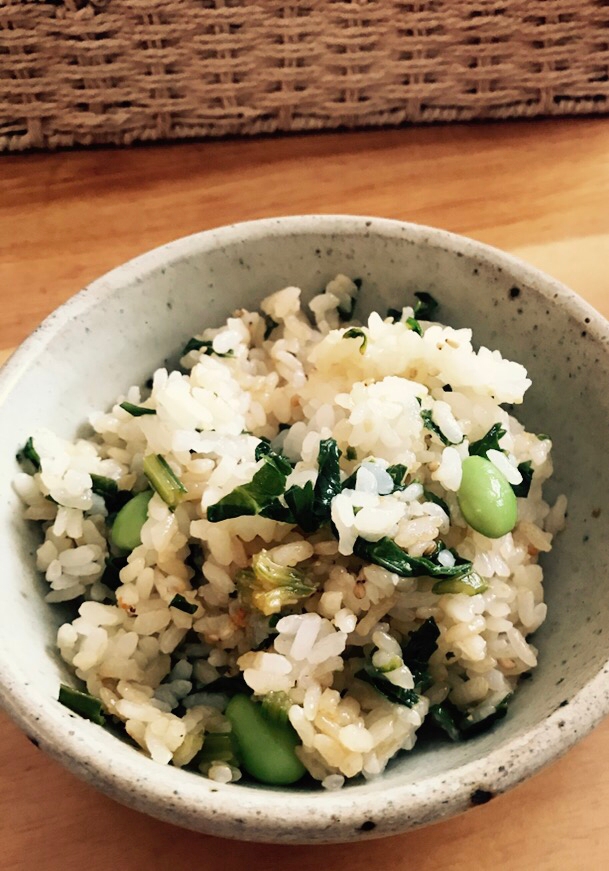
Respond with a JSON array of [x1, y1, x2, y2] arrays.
[[1, 216, 608, 843]]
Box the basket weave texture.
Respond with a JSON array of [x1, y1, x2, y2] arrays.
[[2, 0, 609, 151]]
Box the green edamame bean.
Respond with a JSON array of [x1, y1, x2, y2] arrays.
[[110, 490, 153, 552], [225, 694, 305, 785], [457, 456, 517, 539]]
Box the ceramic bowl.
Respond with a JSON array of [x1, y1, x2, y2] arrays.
[[1, 216, 608, 843]]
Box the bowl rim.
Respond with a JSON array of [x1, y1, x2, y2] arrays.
[[1, 214, 608, 843]]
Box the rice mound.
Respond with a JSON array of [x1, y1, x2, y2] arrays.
[[15, 275, 566, 789]]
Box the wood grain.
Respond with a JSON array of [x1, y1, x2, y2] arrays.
[[1, 117, 609, 870]]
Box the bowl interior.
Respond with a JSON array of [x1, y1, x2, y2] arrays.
[[1, 216, 608, 842]]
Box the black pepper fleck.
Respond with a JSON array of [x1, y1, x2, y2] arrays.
[[509, 286, 521, 299]]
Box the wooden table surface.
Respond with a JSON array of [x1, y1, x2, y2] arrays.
[[2, 118, 609, 870]]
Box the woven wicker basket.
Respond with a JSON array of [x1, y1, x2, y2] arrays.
[[2, 0, 609, 151]]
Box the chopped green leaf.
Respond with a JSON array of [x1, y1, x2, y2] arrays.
[[421, 409, 462, 446], [283, 438, 342, 533], [512, 461, 533, 498], [259, 500, 294, 523], [356, 663, 419, 708], [263, 315, 279, 340], [413, 291, 439, 321], [402, 618, 440, 693], [345, 446, 358, 462], [183, 337, 208, 354], [432, 571, 488, 596], [170, 593, 198, 614], [207, 437, 340, 532], [254, 438, 273, 461], [143, 454, 187, 508], [59, 684, 105, 725], [313, 438, 342, 517], [207, 452, 291, 522], [402, 618, 440, 670], [353, 536, 473, 580], [537, 433, 551, 442], [90, 474, 131, 516], [427, 702, 462, 741], [422, 487, 450, 518], [90, 474, 118, 498], [16, 437, 41, 472], [428, 695, 511, 741], [406, 316, 423, 336], [357, 623, 440, 707], [469, 423, 507, 457], [237, 551, 317, 616], [340, 469, 358, 491], [119, 401, 156, 417], [182, 338, 234, 358], [284, 479, 317, 532], [460, 695, 511, 735], [343, 327, 368, 355], [386, 463, 408, 492]]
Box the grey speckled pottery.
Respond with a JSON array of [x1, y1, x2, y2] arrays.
[[1, 216, 608, 843]]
